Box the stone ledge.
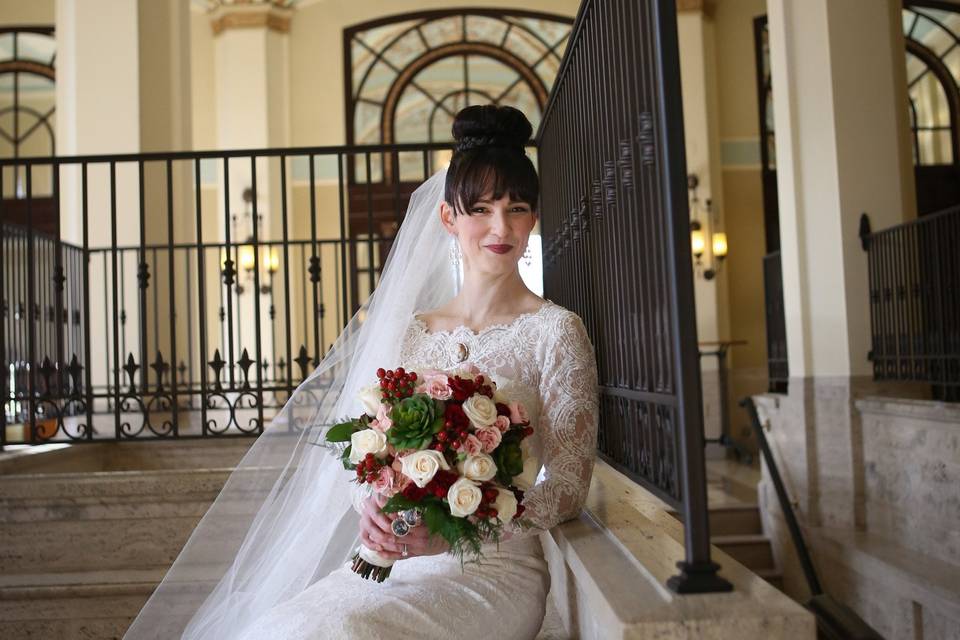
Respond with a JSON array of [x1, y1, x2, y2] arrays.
[[805, 526, 960, 622], [543, 460, 815, 639], [855, 396, 960, 424]]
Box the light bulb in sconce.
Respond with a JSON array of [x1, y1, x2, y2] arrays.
[[690, 220, 706, 260], [239, 245, 256, 272], [712, 232, 728, 259], [265, 247, 280, 274]]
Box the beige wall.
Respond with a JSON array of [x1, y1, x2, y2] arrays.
[[0, 0, 54, 23], [714, 0, 767, 372]]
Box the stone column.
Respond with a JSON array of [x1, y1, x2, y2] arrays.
[[764, 0, 917, 529], [208, 1, 292, 378], [56, 0, 193, 409]]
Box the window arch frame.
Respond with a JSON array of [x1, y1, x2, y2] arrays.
[[343, 8, 573, 155], [0, 26, 56, 163], [902, 3, 960, 167]]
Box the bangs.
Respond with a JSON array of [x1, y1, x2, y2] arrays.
[[445, 148, 539, 215]]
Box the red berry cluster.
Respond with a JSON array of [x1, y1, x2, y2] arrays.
[[401, 469, 458, 501], [431, 403, 470, 452], [355, 452, 384, 484], [474, 484, 501, 520], [377, 367, 418, 402]]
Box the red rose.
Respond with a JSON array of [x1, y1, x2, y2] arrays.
[[448, 376, 477, 402], [444, 403, 470, 430], [401, 483, 428, 501]]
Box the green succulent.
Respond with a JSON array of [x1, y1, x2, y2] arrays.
[[494, 440, 524, 486], [386, 394, 445, 450]]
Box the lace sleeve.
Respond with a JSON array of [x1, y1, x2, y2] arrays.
[[503, 311, 600, 541]]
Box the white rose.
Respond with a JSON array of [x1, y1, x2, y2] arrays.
[[461, 394, 498, 429], [358, 384, 382, 417], [456, 453, 497, 482], [514, 447, 540, 490], [492, 389, 509, 404], [349, 429, 388, 464], [447, 477, 483, 517], [491, 487, 519, 525], [400, 450, 450, 488]]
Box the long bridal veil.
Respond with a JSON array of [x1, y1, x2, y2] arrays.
[[124, 167, 455, 639]]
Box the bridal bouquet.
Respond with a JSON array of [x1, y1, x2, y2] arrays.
[[325, 364, 536, 581]]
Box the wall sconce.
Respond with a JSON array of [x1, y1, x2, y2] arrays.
[[224, 187, 279, 295], [688, 173, 728, 281]]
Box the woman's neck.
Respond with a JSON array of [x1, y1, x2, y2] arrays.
[[446, 270, 541, 322]]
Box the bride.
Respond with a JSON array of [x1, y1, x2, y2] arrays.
[[124, 104, 599, 640]]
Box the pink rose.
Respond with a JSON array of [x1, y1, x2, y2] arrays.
[[458, 434, 483, 456], [372, 466, 398, 496], [475, 426, 502, 453], [369, 403, 393, 433], [419, 374, 453, 400], [509, 401, 529, 425], [493, 415, 510, 433]]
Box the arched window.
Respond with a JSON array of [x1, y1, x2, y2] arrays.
[[903, 6, 960, 166], [903, 4, 960, 214], [0, 27, 56, 232], [344, 9, 572, 181], [0, 27, 56, 162]]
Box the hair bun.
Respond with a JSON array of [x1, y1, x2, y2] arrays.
[[452, 105, 532, 154]]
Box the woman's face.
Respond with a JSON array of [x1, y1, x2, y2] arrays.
[[440, 192, 537, 275]]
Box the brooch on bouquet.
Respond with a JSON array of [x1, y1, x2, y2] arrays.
[[324, 364, 537, 582]]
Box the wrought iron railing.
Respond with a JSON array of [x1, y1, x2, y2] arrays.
[[860, 207, 959, 401], [763, 250, 789, 393], [1, 143, 455, 445], [536, 0, 731, 593]]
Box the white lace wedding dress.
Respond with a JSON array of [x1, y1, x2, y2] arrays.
[[237, 300, 599, 640]]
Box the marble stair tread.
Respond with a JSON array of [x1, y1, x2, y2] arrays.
[[0, 567, 167, 592], [811, 528, 960, 618], [710, 533, 770, 544]]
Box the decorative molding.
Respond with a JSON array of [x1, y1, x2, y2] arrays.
[[677, 0, 717, 18], [209, 3, 292, 34], [202, 0, 295, 9]]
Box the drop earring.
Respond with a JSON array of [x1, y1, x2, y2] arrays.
[[449, 237, 462, 271], [522, 244, 533, 267]]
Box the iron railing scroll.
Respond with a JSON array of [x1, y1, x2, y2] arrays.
[[536, 0, 732, 593], [0, 142, 453, 448], [859, 207, 959, 401]]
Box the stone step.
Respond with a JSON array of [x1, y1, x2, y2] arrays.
[[0, 465, 265, 575], [0, 438, 254, 475], [755, 567, 784, 591], [707, 503, 762, 536], [0, 568, 161, 640], [712, 534, 776, 572], [0, 567, 570, 640]]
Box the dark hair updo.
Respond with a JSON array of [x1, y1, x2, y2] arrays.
[[445, 105, 539, 215]]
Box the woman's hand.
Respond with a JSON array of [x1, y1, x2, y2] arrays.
[[358, 493, 451, 560]]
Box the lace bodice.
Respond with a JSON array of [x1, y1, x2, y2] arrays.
[[398, 300, 600, 541]]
